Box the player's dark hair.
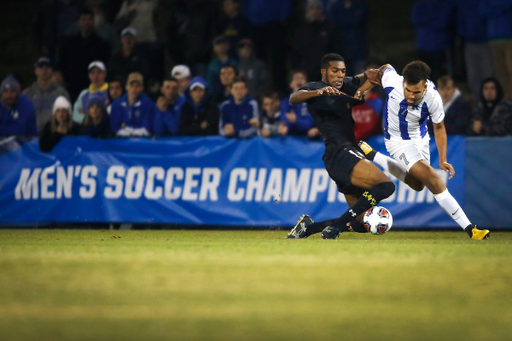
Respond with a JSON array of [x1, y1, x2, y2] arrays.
[[402, 61, 431, 85], [221, 64, 238, 75], [232, 75, 246, 85], [321, 53, 345, 70]]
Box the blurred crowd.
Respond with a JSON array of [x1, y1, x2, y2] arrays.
[[1, 0, 511, 153]]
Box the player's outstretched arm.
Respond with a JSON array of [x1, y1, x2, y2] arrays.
[[433, 121, 455, 179], [289, 87, 341, 105]]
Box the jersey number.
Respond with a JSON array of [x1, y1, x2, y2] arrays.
[[399, 153, 410, 166]]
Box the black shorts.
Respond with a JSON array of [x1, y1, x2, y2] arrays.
[[322, 144, 366, 195]]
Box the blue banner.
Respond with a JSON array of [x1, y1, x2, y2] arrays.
[[0, 135, 465, 227]]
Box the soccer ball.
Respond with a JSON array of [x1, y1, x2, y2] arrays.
[[364, 206, 393, 235]]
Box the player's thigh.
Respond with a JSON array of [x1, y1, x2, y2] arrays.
[[350, 159, 391, 189], [408, 160, 446, 193]]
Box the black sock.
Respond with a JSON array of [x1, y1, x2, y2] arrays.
[[465, 224, 474, 237], [348, 219, 368, 233], [366, 149, 377, 161], [304, 218, 338, 237], [331, 182, 395, 230]]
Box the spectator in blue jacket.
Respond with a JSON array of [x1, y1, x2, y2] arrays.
[[454, 0, 493, 103], [179, 76, 220, 136], [219, 76, 259, 138], [328, 0, 369, 75], [279, 70, 318, 138], [0, 76, 37, 137], [109, 72, 156, 137], [479, 0, 512, 100], [154, 77, 186, 136], [410, 0, 454, 81]]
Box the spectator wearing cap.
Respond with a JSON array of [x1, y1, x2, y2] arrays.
[[328, 0, 369, 75], [57, 8, 111, 101], [291, 1, 341, 82], [81, 92, 112, 138], [219, 76, 259, 138], [171, 65, 192, 97], [206, 36, 238, 97], [39, 96, 81, 152], [237, 39, 270, 99], [279, 70, 317, 138], [179, 76, 220, 136], [23, 57, 71, 132], [72, 61, 110, 124], [110, 72, 156, 136], [219, 0, 252, 59], [108, 28, 150, 88], [154, 77, 186, 136], [213, 64, 237, 105], [0, 76, 38, 137]]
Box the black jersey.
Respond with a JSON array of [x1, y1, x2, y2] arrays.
[[299, 77, 363, 147]]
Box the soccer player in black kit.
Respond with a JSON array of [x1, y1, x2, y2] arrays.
[[286, 53, 395, 239]]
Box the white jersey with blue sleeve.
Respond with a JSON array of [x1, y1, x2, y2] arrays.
[[381, 65, 445, 141]]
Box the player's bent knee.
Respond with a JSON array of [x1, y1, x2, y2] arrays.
[[371, 181, 396, 201]]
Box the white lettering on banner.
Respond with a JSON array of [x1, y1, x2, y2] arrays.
[[282, 169, 310, 202], [165, 167, 184, 200], [104, 166, 125, 199], [79, 166, 97, 198], [182, 168, 201, 201], [125, 166, 145, 199], [15, 168, 41, 200], [145, 167, 165, 200], [227, 168, 247, 201], [199, 168, 221, 201], [56, 166, 73, 199], [263, 168, 282, 202], [41, 167, 55, 199], [309, 169, 329, 202], [246, 168, 267, 202]]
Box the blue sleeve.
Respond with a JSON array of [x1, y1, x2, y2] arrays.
[[26, 101, 38, 135], [144, 102, 157, 134], [109, 104, 122, 134], [293, 105, 315, 132], [153, 110, 165, 136]]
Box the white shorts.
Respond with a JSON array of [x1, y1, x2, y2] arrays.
[[385, 137, 430, 172]]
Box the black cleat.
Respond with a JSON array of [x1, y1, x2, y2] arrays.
[[286, 215, 314, 239], [321, 226, 340, 239]]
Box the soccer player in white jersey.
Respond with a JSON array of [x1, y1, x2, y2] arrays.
[[359, 61, 490, 240]]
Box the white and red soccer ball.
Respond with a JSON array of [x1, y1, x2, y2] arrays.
[[364, 206, 393, 235]]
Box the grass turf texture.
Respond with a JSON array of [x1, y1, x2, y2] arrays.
[[0, 230, 511, 341]]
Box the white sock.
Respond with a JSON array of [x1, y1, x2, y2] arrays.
[[434, 189, 471, 229], [374, 152, 407, 182]]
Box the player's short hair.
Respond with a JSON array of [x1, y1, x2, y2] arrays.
[[437, 75, 453, 88], [403, 61, 431, 85], [232, 75, 246, 85], [321, 53, 345, 69]]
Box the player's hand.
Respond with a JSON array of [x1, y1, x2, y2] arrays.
[[440, 161, 455, 179], [285, 112, 297, 123], [317, 86, 341, 96], [365, 69, 382, 85]]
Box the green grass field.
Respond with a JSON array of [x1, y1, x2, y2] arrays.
[[0, 229, 511, 341]]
